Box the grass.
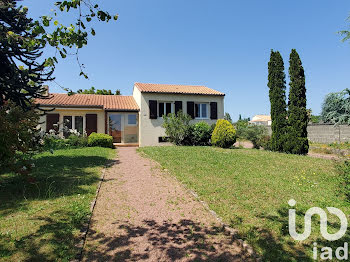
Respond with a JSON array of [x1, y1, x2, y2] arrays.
[[139, 146, 350, 262], [0, 147, 115, 262]]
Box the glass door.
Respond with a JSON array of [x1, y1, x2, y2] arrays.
[[109, 114, 123, 143]]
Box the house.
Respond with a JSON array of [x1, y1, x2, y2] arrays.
[[36, 83, 225, 146], [249, 115, 272, 126]]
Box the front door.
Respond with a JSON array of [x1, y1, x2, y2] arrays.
[[109, 114, 123, 143]]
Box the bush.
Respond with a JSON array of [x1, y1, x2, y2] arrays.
[[240, 125, 270, 149], [192, 122, 212, 146], [67, 134, 88, 147], [88, 133, 113, 148], [211, 119, 236, 148], [162, 111, 193, 146], [338, 161, 350, 200]]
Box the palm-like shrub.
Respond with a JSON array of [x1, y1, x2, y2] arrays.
[[211, 119, 236, 148], [162, 111, 193, 145]]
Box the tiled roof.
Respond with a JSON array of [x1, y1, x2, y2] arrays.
[[35, 93, 139, 111], [134, 82, 225, 96], [250, 115, 271, 122]]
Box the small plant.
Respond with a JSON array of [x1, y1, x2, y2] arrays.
[[162, 111, 193, 146], [88, 133, 113, 148], [211, 119, 236, 148], [192, 122, 212, 146]]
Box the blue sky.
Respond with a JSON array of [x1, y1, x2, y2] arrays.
[[23, 0, 350, 120]]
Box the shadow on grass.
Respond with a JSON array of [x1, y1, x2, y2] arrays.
[[231, 206, 350, 262], [0, 155, 117, 216], [0, 208, 89, 261], [84, 219, 254, 262]]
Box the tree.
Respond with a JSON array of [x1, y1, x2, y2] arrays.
[[77, 87, 122, 95], [267, 50, 287, 152], [321, 89, 350, 124], [0, 0, 118, 110], [284, 49, 309, 155], [224, 112, 233, 123], [339, 14, 350, 42]]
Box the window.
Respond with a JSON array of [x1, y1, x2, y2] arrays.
[[75, 116, 83, 135], [158, 102, 172, 117], [127, 114, 137, 125], [195, 103, 208, 119]]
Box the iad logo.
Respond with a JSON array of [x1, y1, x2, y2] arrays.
[[288, 199, 347, 241], [288, 199, 349, 260]]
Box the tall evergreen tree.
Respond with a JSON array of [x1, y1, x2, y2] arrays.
[[285, 49, 309, 154], [267, 50, 288, 152]]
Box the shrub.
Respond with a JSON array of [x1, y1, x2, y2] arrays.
[[88, 133, 113, 148], [211, 119, 236, 148], [162, 111, 193, 146], [338, 161, 350, 200], [67, 134, 88, 147], [240, 125, 269, 149], [192, 122, 212, 146], [0, 102, 41, 173]]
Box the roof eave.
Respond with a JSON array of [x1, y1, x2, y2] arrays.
[[139, 91, 225, 96]]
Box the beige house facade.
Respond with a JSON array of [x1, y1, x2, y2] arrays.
[[36, 83, 225, 147]]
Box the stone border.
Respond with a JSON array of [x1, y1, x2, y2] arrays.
[[71, 160, 115, 262]]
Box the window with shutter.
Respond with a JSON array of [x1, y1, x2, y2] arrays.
[[210, 102, 218, 119], [187, 101, 195, 119], [175, 101, 182, 114], [86, 114, 97, 135], [149, 100, 157, 119], [46, 114, 59, 133]]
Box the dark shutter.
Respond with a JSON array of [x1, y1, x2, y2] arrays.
[[149, 100, 157, 119], [86, 114, 97, 136], [166, 103, 171, 115], [46, 113, 59, 132], [210, 102, 218, 119], [175, 101, 182, 115], [187, 101, 195, 119], [159, 102, 164, 117]]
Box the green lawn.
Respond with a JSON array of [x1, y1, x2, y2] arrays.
[[0, 147, 115, 262], [139, 146, 350, 262]]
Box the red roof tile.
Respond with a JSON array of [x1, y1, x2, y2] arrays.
[[35, 93, 139, 111], [134, 83, 225, 96]]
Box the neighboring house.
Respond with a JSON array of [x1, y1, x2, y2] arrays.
[[249, 115, 272, 126], [35, 83, 225, 146]]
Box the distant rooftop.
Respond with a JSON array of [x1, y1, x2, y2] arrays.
[[250, 115, 271, 122]]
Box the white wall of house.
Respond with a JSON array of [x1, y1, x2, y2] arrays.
[[132, 87, 225, 147]]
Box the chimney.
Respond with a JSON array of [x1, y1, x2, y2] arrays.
[[42, 85, 49, 97]]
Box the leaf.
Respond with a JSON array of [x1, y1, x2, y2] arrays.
[[114, 15, 118, 20], [91, 28, 95, 36], [54, 20, 58, 26], [59, 51, 66, 58]]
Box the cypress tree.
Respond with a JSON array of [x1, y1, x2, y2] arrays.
[[285, 49, 309, 154], [267, 50, 288, 152]]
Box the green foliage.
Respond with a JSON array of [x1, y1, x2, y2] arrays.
[[43, 134, 88, 150], [234, 119, 249, 138], [268, 50, 288, 152], [339, 15, 350, 42], [310, 115, 321, 124], [76, 86, 122, 95], [285, 49, 309, 155], [192, 122, 212, 146], [224, 112, 233, 123], [240, 125, 270, 149], [338, 161, 350, 200], [0, 102, 40, 173], [67, 134, 88, 147], [1, 0, 118, 110], [211, 119, 236, 148], [321, 89, 350, 124], [87, 132, 113, 148], [162, 111, 193, 146]]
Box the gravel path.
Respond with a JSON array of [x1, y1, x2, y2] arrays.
[[83, 147, 254, 262]]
